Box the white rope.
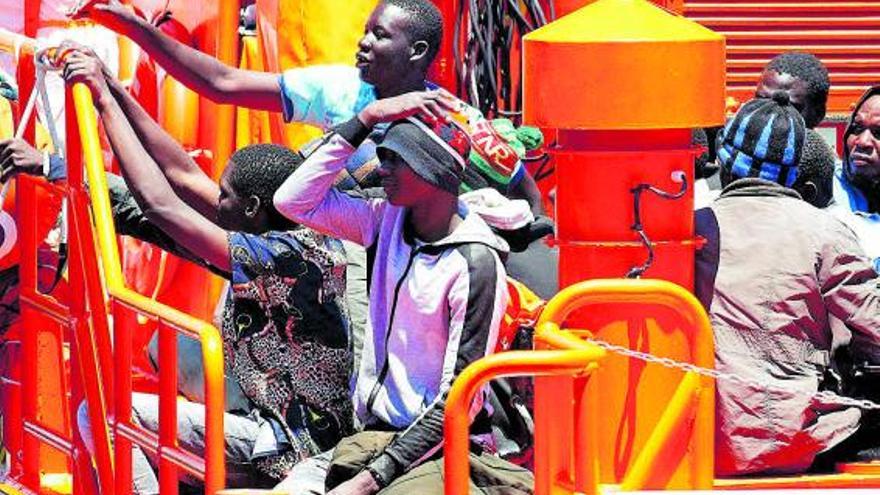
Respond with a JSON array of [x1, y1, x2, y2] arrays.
[[588, 338, 880, 411], [36, 64, 64, 159], [0, 47, 68, 257]]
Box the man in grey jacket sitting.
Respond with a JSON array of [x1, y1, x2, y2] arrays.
[[272, 92, 533, 495], [696, 95, 880, 476]]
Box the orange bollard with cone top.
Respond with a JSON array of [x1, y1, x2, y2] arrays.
[[522, 0, 725, 491]]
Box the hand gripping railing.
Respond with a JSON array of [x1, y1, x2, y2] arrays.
[[69, 81, 226, 494], [443, 347, 607, 495], [534, 279, 715, 493], [9, 32, 113, 495]]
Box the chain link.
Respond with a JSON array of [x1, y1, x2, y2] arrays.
[[587, 338, 880, 411]]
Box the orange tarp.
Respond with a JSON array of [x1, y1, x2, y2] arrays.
[[254, 0, 379, 149]]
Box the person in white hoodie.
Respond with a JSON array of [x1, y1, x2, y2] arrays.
[[272, 91, 534, 495]]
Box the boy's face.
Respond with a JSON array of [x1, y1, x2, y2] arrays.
[[217, 163, 252, 232], [377, 150, 437, 207], [356, 3, 416, 89]]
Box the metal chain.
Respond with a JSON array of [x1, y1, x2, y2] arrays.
[[587, 338, 880, 411]]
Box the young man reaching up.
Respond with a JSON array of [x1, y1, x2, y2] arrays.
[[272, 92, 534, 494]]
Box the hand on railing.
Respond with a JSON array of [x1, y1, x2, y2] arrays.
[[61, 51, 113, 110], [54, 40, 114, 79], [0, 138, 44, 183]]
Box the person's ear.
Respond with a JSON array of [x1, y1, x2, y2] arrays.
[[410, 40, 429, 63], [245, 195, 261, 218], [801, 181, 818, 205]]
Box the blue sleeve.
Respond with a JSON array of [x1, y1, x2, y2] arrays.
[[228, 231, 305, 286], [278, 65, 377, 129], [47, 153, 67, 182]]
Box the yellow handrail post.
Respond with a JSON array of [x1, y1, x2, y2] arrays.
[[444, 348, 606, 495], [620, 371, 704, 490], [573, 370, 601, 495], [534, 279, 715, 491], [71, 77, 227, 495]]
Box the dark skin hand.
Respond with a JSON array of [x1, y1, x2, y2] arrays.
[[0, 138, 44, 183], [326, 470, 380, 495], [63, 50, 232, 273], [55, 40, 221, 220], [71, 0, 281, 110], [358, 91, 464, 243], [357, 88, 458, 127]]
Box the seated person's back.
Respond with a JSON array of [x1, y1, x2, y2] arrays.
[[697, 96, 880, 476]]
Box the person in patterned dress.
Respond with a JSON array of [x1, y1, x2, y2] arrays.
[[61, 50, 354, 493]]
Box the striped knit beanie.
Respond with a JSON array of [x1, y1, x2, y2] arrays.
[[716, 95, 806, 187]]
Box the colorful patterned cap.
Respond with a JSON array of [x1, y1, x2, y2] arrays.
[[376, 115, 471, 194]]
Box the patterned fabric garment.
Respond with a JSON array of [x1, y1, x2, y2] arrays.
[[223, 227, 354, 479]]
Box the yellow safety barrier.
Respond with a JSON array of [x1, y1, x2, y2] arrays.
[[0, 482, 25, 495], [445, 279, 714, 494], [535, 279, 715, 493], [444, 348, 607, 495], [71, 82, 226, 494]]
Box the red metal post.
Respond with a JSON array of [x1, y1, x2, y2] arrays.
[[158, 322, 180, 495], [17, 176, 39, 491], [429, 0, 458, 91], [66, 85, 117, 495], [114, 302, 136, 495]]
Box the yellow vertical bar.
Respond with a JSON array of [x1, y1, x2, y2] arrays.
[[619, 371, 702, 490], [573, 370, 600, 495]]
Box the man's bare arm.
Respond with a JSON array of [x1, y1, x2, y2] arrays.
[[106, 75, 220, 220], [64, 50, 231, 272], [78, 0, 281, 111]]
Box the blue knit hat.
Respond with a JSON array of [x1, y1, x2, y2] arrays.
[[716, 95, 806, 187]]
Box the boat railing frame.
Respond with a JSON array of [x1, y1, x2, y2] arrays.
[[6, 34, 226, 493], [444, 279, 715, 495]]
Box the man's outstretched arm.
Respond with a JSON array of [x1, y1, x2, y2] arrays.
[[75, 0, 281, 111], [58, 42, 218, 220], [104, 72, 220, 220], [65, 50, 232, 273]]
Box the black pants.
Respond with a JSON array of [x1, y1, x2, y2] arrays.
[[811, 410, 880, 472]]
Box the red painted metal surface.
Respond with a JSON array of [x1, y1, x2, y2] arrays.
[[684, 0, 880, 116], [429, 0, 458, 90]]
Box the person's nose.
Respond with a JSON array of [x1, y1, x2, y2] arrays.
[[855, 128, 875, 149], [358, 33, 373, 52]]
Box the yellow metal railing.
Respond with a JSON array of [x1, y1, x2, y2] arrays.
[[71, 80, 226, 494], [443, 347, 606, 495], [444, 278, 715, 495], [535, 278, 715, 492]]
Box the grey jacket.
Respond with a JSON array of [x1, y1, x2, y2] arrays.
[[695, 178, 880, 476], [274, 119, 510, 487]]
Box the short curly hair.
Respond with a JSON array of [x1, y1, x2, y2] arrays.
[[792, 129, 836, 207], [766, 52, 830, 127], [228, 143, 302, 227], [385, 0, 443, 64]]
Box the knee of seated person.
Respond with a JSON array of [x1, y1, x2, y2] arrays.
[[76, 400, 96, 454]]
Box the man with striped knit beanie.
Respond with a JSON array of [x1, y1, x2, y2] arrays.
[[696, 95, 880, 476]]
